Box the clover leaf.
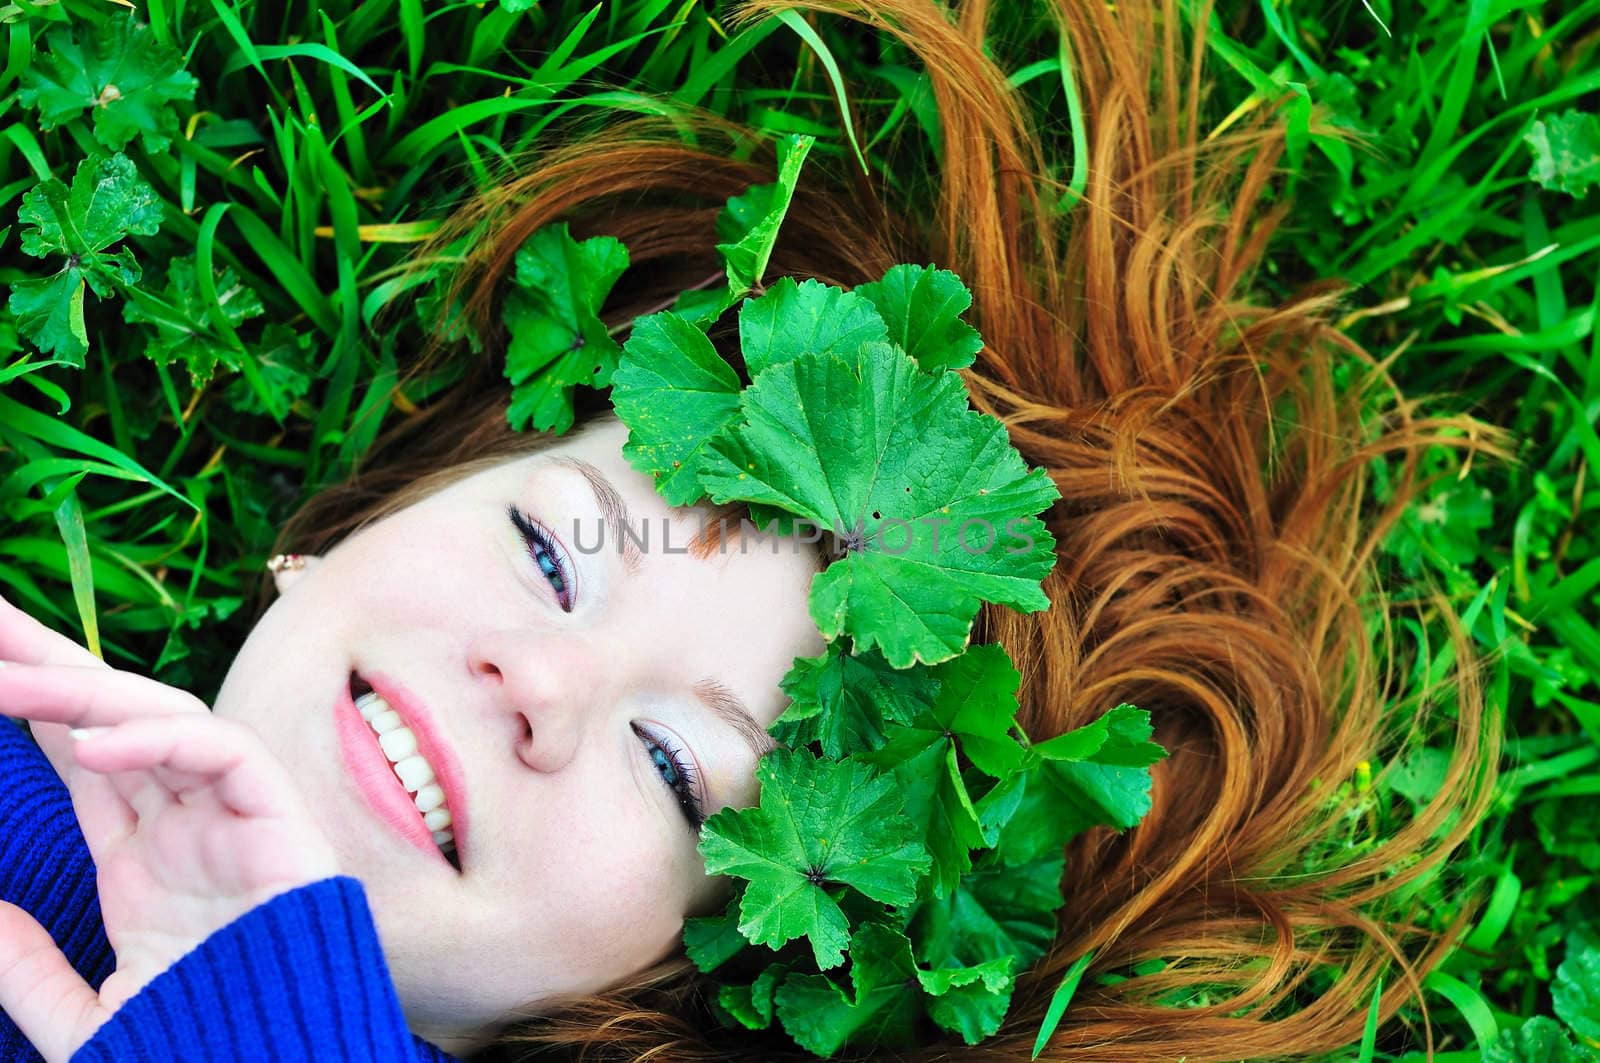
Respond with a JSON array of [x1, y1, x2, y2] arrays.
[[10, 154, 162, 364], [698, 342, 1059, 666], [19, 14, 197, 153], [854, 264, 984, 372], [699, 749, 930, 969], [503, 222, 628, 434]]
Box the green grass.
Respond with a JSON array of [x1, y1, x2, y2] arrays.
[[1, 0, 1597, 1057]]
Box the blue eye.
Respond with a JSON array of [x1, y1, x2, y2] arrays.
[[634, 724, 705, 830], [508, 505, 575, 612]]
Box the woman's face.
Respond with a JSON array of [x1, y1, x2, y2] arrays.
[[212, 416, 825, 1051]]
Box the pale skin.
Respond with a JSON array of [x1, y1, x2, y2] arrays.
[[0, 416, 827, 1060]]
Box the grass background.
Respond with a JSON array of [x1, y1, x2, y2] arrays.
[[1, 0, 1597, 1057]]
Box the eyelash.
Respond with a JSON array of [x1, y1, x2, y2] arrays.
[[634, 723, 706, 830], [507, 504, 702, 830], [507, 505, 575, 612]]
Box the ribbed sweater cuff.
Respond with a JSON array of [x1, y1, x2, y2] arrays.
[[0, 721, 112, 986], [71, 877, 452, 1063]]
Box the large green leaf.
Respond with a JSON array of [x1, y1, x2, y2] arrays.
[[698, 749, 929, 969], [19, 14, 197, 152], [699, 342, 1059, 667]]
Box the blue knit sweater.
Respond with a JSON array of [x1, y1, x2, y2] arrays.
[[1, 719, 458, 1062]]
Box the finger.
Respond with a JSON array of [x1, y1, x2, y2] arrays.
[[72, 714, 301, 821], [0, 901, 108, 1063], [0, 662, 208, 730], [0, 596, 104, 669]]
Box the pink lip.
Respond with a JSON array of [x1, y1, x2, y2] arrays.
[[334, 672, 469, 870]]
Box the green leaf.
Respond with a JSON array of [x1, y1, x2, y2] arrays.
[[917, 954, 1015, 1045], [771, 642, 941, 758], [715, 133, 814, 297], [502, 223, 629, 434], [698, 749, 930, 969], [18, 154, 163, 261], [699, 342, 1059, 667], [1482, 1016, 1597, 1063], [683, 898, 747, 973], [853, 264, 983, 372], [1032, 703, 1166, 767], [9, 154, 162, 364], [8, 272, 90, 363], [737, 276, 888, 376], [717, 963, 787, 1030], [19, 14, 198, 153], [861, 645, 1027, 896], [667, 285, 735, 328], [223, 323, 314, 422], [1555, 937, 1600, 1043], [123, 257, 265, 385], [774, 923, 920, 1058], [1525, 111, 1600, 199], [612, 311, 743, 505], [991, 707, 1162, 865], [911, 850, 1063, 972], [994, 760, 1155, 866]]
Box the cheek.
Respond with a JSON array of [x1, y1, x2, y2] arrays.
[[333, 515, 497, 613], [514, 821, 700, 970]]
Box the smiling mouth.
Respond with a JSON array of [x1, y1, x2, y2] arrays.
[[349, 673, 461, 871]]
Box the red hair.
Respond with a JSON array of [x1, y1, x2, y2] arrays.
[[280, 0, 1501, 1057]]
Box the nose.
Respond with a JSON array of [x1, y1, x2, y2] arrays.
[[465, 628, 597, 773]]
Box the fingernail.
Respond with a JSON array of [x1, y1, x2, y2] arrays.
[[70, 727, 109, 741]]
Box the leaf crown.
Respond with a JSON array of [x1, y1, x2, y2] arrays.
[[490, 134, 1168, 1058]]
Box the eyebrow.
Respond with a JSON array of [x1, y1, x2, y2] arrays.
[[554, 456, 641, 575], [554, 456, 776, 762], [694, 678, 778, 759]]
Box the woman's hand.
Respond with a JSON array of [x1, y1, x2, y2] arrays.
[[0, 597, 339, 1063]]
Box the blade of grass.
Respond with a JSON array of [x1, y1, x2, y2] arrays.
[[772, 9, 868, 175], [1422, 971, 1499, 1053], [50, 487, 100, 659], [1032, 950, 1095, 1060]]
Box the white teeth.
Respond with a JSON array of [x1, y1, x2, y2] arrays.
[[394, 755, 435, 792], [377, 727, 418, 762], [413, 783, 446, 814], [370, 709, 404, 735], [356, 687, 456, 861]]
